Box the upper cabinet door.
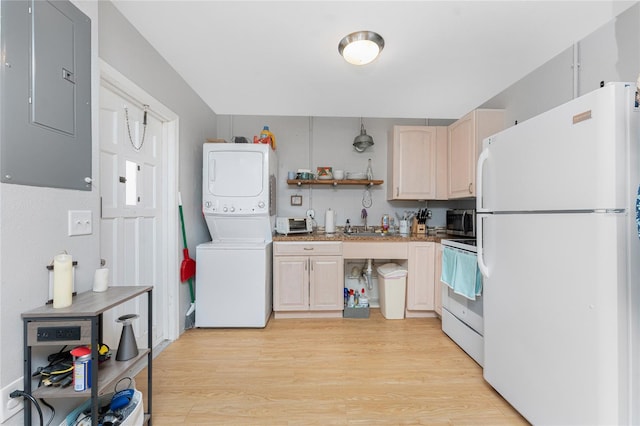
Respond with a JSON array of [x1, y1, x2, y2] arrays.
[[387, 126, 447, 200], [448, 109, 505, 199], [448, 112, 476, 198]]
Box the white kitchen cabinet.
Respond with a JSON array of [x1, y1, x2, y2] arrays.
[[273, 242, 344, 318], [434, 243, 443, 316], [406, 242, 436, 317], [387, 125, 448, 200], [448, 109, 504, 198]]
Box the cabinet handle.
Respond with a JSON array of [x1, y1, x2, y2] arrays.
[[468, 182, 473, 193], [303, 247, 314, 251], [305, 259, 308, 271], [396, 187, 399, 196]]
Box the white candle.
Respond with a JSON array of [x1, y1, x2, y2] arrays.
[[53, 254, 73, 308]]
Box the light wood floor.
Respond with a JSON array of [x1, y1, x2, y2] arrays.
[[136, 309, 528, 425]]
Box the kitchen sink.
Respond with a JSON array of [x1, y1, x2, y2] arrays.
[[343, 231, 392, 237]]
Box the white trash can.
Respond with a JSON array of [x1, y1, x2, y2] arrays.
[[377, 263, 408, 319]]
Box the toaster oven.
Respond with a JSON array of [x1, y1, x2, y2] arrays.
[[275, 217, 313, 235]]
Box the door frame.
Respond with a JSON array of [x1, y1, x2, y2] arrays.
[[99, 59, 180, 342]]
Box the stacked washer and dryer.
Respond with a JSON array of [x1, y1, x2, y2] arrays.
[[195, 143, 277, 328]]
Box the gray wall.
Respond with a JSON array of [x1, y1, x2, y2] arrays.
[[0, 2, 100, 424], [481, 3, 640, 125]]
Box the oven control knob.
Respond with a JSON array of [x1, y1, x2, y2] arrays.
[[223, 206, 228, 212], [258, 201, 265, 208], [204, 201, 211, 208], [230, 206, 235, 212]]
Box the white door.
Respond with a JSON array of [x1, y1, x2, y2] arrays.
[[99, 62, 179, 350]]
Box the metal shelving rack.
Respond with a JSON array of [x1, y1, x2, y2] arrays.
[[21, 286, 153, 426]]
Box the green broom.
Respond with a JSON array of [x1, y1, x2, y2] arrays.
[[179, 193, 196, 328]]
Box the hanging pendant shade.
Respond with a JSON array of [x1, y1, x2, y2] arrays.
[[353, 120, 374, 152]]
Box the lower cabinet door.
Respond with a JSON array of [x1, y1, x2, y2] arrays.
[[309, 256, 344, 310], [407, 243, 435, 311], [273, 256, 309, 311]]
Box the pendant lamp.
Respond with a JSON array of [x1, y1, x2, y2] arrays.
[[353, 118, 374, 152]]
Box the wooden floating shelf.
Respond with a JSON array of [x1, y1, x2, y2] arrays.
[[287, 179, 383, 187]]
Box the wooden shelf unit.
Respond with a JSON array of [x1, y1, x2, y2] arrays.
[[21, 286, 153, 426], [287, 179, 383, 187]]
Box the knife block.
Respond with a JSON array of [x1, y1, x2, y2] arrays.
[[411, 218, 426, 235]]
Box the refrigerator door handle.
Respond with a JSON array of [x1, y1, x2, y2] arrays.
[[476, 148, 489, 213], [477, 214, 490, 278], [636, 184, 640, 239]]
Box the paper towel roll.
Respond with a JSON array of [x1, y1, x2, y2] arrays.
[[325, 208, 336, 234], [93, 268, 109, 292]]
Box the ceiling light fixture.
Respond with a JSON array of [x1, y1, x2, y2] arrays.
[[338, 31, 384, 66]]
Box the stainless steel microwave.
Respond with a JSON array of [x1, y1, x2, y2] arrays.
[[275, 217, 313, 235], [446, 209, 476, 237]]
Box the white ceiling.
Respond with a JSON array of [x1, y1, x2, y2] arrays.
[[111, 1, 636, 119]]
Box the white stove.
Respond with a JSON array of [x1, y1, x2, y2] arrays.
[[440, 237, 483, 366]]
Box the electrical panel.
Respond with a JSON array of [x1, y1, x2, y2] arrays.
[[1, 0, 92, 190]]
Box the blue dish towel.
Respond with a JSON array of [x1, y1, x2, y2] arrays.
[[441, 246, 483, 300]]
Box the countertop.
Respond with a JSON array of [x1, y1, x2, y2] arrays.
[[273, 230, 455, 243]]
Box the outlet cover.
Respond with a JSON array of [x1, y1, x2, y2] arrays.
[[68, 210, 92, 236], [0, 377, 24, 423]]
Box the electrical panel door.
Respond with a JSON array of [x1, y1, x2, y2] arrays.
[[1, 0, 92, 190]]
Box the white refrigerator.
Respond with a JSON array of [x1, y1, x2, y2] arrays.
[[476, 82, 640, 425]]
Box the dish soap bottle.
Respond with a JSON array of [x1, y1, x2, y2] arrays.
[[366, 158, 373, 180]]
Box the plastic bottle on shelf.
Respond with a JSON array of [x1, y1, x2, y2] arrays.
[[359, 288, 369, 307], [259, 126, 276, 149], [382, 214, 390, 232], [366, 158, 373, 180]]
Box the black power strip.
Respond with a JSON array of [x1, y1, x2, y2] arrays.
[[37, 326, 81, 342]]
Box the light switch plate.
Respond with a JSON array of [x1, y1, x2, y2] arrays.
[[68, 210, 92, 236]]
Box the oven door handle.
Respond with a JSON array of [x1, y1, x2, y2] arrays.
[[476, 214, 490, 278]]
